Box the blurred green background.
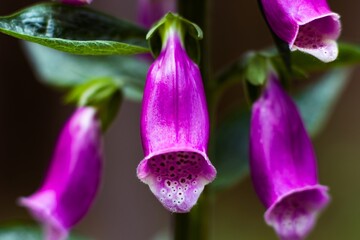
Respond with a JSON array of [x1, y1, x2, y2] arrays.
[[0, 0, 359, 239]]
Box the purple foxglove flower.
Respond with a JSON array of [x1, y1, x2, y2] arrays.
[[20, 107, 102, 240], [137, 0, 176, 28], [137, 28, 216, 213], [260, 0, 341, 62], [60, 0, 92, 6], [249, 75, 329, 240]]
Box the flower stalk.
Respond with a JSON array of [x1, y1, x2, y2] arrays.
[[175, 0, 215, 240]]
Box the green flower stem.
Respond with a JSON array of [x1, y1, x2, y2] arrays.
[[174, 188, 210, 240], [175, 0, 215, 240], [256, 0, 292, 74]]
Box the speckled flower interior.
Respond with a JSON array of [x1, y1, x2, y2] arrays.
[[138, 150, 215, 213], [292, 15, 340, 62], [265, 187, 329, 240]]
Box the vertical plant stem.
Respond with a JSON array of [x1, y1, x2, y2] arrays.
[[174, 0, 214, 240], [256, 0, 291, 73]]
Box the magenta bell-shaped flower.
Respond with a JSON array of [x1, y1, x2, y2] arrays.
[[249, 75, 329, 240], [137, 0, 176, 28], [137, 27, 216, 213], [60, 0, 92, 6], [19, 107, 102, 240], [260, 0, 341, 62]]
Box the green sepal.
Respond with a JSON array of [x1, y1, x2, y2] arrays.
[[215, 51, 271, 97], [66, 78, 122, 132], [244, 52, 269, 86], [0, 3, 149, 55], [146, 12, 203, 63]]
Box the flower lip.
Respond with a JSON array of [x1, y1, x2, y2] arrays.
[[265, 185, 330, 240], [290, 13, 341, 62], [137, 148, 216, 213], [290, 12, 340, 45], [19, 192, 68, 239]]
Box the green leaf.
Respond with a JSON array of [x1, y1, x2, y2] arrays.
[[67, 78, 123, 131], [213, 68, 352, 190], [24, 42, 149, 102], [0, 224, 89, 240], [295, 68, 352, 137], [0, 3, 149, 55], [212, 110, 250, 189]]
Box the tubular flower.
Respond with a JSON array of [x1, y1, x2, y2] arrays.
[[137, 27, 216, 213], [60, 0, 92, 5], [137, 0, 176, 28], [260, 0, 341, 62], [20, 107, 102, 240], [249, 75, 329, 240]]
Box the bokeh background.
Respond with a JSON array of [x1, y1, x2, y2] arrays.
[[0, 0, 359, 239]]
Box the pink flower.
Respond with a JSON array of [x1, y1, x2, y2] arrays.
[[20, 107, 102, 240], [250, 75, 329, 240], [260, 0, 341, 62], [137, 26, 216, 213]]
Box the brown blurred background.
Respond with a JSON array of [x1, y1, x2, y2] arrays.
[[0, 0, 359, 239]]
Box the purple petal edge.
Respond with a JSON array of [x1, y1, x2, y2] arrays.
[[137, 148, 216, 213], [19, 194, 68, 240], [291, 13, 341, 62], [265, 185, 330, 240]]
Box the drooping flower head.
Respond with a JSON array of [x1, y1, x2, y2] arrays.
[[249, 74, 329, 240], [20, 107, 102, 240], [137, 20, 216, 213], [260, 0, 341, 62], [137, 0, 177, 28], [60, 0, 92, 5]]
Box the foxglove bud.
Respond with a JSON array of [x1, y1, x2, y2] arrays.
[[60, 0, 92, 6], [260, 0, 341, 62], [137, 26, 216, 213], [20, 107, 102, 240], [249, 75, 329, 240], [137, 0, 176, 28]]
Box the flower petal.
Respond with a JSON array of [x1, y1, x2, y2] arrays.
[[138, 150, 215, 212], [292, 15, 341, 62], [265, 186, 329, 240]]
